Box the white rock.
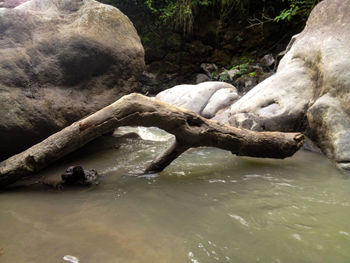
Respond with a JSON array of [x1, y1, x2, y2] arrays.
[[156, 81, 235, 116], [228, 0, 350, 171], [202, 88, 238, 118]]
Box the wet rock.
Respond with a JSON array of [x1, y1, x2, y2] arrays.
[[0, 0, 145, 160], [61, 166, 99, 186], [307, 94, 350, 172], [301, 137, 322, 154]]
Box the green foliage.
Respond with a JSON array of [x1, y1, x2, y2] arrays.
[[274, 0, 321, 22], [209, 71, 219, 80], [143, 0, 258, 35], [230, 57, 253, 77], [218, 72, 229, 82], [208, 57, 257, 82], [248, 72, 256, 77], [235, 35, 243, 42], [274, 6, 298, 22], [99, 0, 321, 36], [140, 35, 151, 44]]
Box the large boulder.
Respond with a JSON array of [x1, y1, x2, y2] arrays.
[[228, 0, 350, 171], [156, 81, 238, 118], [0, 0, 145, 160]]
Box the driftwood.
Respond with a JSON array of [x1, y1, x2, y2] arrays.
[[0, 93, 304, 187]]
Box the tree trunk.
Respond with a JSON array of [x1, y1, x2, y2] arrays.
[[0, 93, 304, 187]]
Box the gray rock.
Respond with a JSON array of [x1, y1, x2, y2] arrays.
[[0, 0, 145, 160], [212, 108, 230, 124], [156, 81, 236, 116], [140, 71, 158, 86], [229, 112, 262, 131], [202, 88, 238, 118], [200, 63, 218, 76], [195, 73, 210, 83], [260, 54, 275, 68], [307, 94, 350, 172], [0, 0, 25, 8], [229, 64, 314, 131], [226, 69, 240, 81], [228, 0, 350, 171]]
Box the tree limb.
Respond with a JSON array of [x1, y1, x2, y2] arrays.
[[0, 93, 304, 187], [145, 140, 189, 173]]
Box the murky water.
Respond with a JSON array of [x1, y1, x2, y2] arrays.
[[1, 127, 350, 263]]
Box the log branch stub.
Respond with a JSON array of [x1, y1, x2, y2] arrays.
[[0, 93, 304, 188], [145, 140, 189, 173]]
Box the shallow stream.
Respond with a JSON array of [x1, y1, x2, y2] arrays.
[[1, 127, 350, 262]]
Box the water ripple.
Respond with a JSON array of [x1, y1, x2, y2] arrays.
[[228, 214, 249, 227]]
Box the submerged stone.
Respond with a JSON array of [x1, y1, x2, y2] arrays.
[[61, 166, 99, 186]]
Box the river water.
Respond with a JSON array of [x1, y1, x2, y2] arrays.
[[1, 127, 350, 263]]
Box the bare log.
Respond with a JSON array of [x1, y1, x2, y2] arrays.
[[0, 93, 304, 187]]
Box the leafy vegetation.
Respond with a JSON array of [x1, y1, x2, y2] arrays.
[[98, 0, 321, 80], [99, 0, 321, 37], [208, 56, 257, 82], [142, 0, 264, 35], [209, 71, 219, 80], [230, 60, 251, 77], [274, 0, 321, 22]]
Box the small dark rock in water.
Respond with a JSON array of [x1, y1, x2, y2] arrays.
[[61, 166, 99, 186]]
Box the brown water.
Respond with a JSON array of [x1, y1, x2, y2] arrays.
[[1, 127, 350, 263]]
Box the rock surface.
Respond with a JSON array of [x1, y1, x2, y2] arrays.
[[228, 0, 350, 171], [61, 166, 99, 186], [307, 95, 350, 171], [202, 87, 238, 118], [156, 81, 238, 118], [0, 0, 145, 160], [195, 73, 210, 84]]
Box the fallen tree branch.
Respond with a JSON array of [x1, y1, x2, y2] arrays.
[[145, 140, 189, 173], [0, 93, 304, 187]]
